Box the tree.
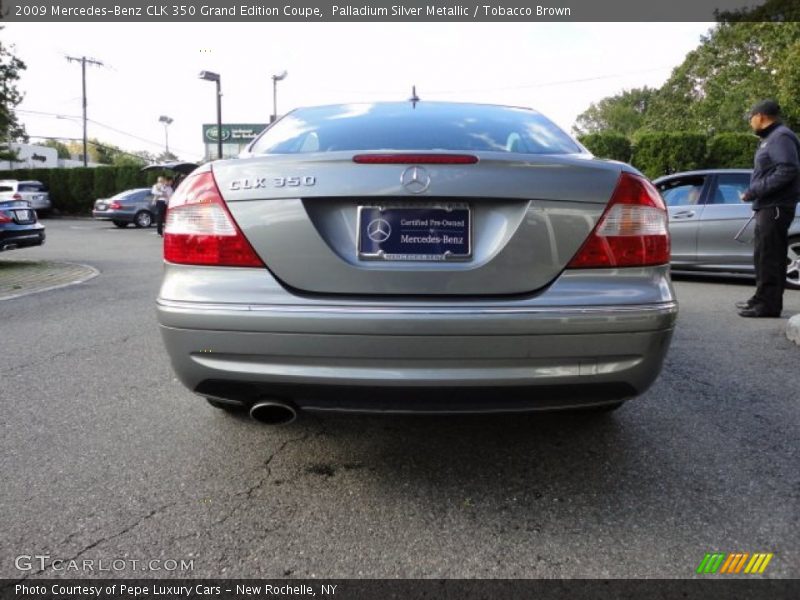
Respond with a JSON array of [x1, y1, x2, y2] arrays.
[[573, 87, 655, 137], [40, 139, 72, 159], [574, 3, 800, 137], [157, 150, 178, 162], [0, 28, 28, 161], [643, 21, 800, 134]]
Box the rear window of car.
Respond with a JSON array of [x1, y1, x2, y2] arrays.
[[249, 103, 583, 156], [18, 183, 45, 192], [112, 190, 147, 200]]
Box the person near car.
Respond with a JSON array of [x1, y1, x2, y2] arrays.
[[737, 100, 800, 318], [152, 176, 173, 236]]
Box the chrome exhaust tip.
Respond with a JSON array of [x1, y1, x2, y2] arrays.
[[249, 400, 297, 425]]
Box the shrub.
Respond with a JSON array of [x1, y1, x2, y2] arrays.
[[0, 166, 158, 214], [706, 133, 758, 169], [93, 166, 119, 200], [577, 133, 632, 163], [631, 132, 707, 179], [66, 168, 96, 213]]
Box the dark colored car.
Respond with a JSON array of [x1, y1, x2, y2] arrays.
[[92, 188, 156, 228], [0, 199, 46, 251]]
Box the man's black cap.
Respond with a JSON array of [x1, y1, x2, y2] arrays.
[[749, 99, 781, 118]]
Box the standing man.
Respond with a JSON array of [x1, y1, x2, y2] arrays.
[[737, 100, 800, 318], [152, 176, 173, 237]]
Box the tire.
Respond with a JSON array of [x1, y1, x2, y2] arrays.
[[787, 236, 800, 290], [133, 210, 153, 228], [206, 398, 245, 412], [112, 220, 129, 228]]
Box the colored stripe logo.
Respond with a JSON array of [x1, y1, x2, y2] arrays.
[[697, 553, 773, 574]]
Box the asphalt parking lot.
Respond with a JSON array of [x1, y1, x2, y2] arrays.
[[1, 219, 798, 581]]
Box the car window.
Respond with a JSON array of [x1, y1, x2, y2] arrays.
[[708, 173, 751, 205], [0, 186, 13, 192], [250, 103, 583, 155], [657, 177, 706, 207], [18, 183, 44, 192]]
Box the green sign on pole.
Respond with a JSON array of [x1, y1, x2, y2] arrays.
[[202, 123, 267, 144]]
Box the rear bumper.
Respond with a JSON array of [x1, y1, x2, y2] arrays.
[[157, 295, 676, 413], [0, 225, 45, 249], [93, 210, 133, 221]]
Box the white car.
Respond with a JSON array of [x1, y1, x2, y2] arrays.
[[0, 180, 52, 215]]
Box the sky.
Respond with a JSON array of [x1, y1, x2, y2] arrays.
[[4, 22, 714, 162]]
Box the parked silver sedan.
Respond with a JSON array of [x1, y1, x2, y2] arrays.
[[157, 102, 677, 423], [654, 169, 800, 289]]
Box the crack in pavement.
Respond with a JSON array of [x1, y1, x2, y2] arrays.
[[0, 332, 148, 377], [212, 431, 312, 529], [2, 501, 177, 586]]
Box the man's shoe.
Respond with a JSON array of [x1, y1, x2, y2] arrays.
[[735, 300, 754, 309], [738, 307, 781, 318]]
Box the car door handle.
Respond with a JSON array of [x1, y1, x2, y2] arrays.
[[672, 211, 696, 219]]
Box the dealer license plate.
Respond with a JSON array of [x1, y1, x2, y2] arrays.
[[358, 203, 471, 261]]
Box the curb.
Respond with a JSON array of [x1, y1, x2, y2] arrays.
[[788, 314, 800, 346], [0, 260, 99, 301]]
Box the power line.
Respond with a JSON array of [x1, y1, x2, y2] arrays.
[[27, 135, 158, 163], [316, 66, 674, 96], [14, 108, 200, 159]]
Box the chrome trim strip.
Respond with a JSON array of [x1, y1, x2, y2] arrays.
[[158, 299, 678, 317]]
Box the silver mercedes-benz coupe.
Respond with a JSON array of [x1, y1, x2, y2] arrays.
[[157, 102, 677, 424]]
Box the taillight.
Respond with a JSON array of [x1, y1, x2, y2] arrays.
[[0, 212, 12, 223], [12, 193, 22, 200], [353, 154, 478, 164], [567, 172, 670, 269], [163, 170, 264, 267], [109, 201, 123, 210]]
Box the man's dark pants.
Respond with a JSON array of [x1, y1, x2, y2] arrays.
[[155, 200, 167, 235], [751, 204, 796, 314]]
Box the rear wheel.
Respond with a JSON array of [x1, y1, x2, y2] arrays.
[[787, 236, 800, 290], [112, 220, 129, 228], [133, 210, 153, 228]]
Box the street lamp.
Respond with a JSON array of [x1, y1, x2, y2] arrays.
[[199, 70, 222, 160], [271, 70, 287, 123], [158, 115, 173, 156]]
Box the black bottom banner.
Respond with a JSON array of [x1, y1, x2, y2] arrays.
[[2, 579, 799, 600]]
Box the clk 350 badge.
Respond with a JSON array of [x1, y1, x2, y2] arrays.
[[229, 176, 316, 190]]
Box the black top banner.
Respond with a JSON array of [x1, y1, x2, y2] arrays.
[[1, 0, 797, 22]]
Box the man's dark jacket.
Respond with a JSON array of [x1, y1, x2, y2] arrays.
[[747, 122, 800, 210]]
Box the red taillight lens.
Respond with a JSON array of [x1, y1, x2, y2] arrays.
[[109, 201, 123, 210], [12, 193, 22, 200], [353, 154, 478, 164], [567, 172, 670, 269], [0, 212, 12, 223], [163, 171, 264, 267]]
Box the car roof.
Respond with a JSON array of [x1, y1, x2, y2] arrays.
[[285, 100, 539, 114], [653, 168, 752, 182]]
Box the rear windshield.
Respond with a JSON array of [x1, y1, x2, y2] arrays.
[[112, 189, 148, 200], [249, 103, 583, 156], [18, 183, 45, 192]]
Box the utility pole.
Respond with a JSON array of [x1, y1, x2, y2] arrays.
[[66, 55, 104, 167]]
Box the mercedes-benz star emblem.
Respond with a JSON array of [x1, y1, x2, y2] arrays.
[[367, 218, 392, 243], [400, 166, 431, 194]]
